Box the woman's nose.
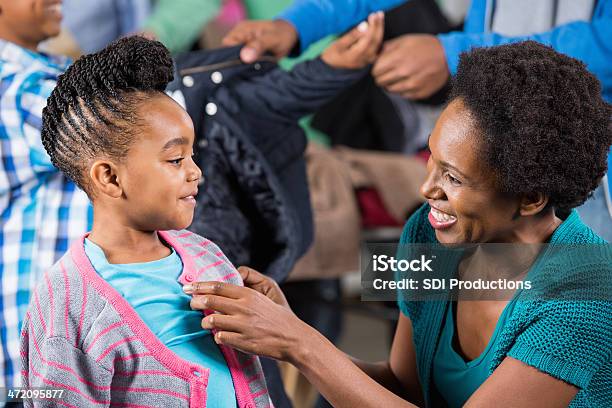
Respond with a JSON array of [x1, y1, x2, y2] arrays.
[[420, 166, 444, 201]]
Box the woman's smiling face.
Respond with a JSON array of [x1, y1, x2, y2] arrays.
[[422, 98, 524, 244]]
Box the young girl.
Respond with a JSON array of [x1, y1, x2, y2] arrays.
[[20, 15, 383, 407], [20, 35, 268, 408]]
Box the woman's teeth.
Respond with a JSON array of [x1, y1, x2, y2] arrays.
[[431, 208, 457, 223]]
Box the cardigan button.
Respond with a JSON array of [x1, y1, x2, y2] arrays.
[[185, 274, 194, 283], [192, 369, 201, 377]]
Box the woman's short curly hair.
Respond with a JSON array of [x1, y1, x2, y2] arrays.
[[450, 40, 612, 212], [41, 35, 174, 196]]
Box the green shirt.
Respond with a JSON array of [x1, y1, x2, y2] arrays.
[[432, 299, 517, 407], [398, 203, 612, 407], [143, 0, 222, 53]]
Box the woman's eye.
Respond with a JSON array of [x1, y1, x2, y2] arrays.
[[445, 172, 461, 185]]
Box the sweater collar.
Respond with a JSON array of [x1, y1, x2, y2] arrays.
[[548, 209, 603, 243]]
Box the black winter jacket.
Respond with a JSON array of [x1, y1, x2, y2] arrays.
[[167, 46, 366, 282]]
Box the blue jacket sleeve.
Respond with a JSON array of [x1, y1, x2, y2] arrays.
[[277, 0, 405, 52], [438, 0, 612, 101]]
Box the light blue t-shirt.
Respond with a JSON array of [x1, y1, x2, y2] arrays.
[[84, 238, 237, 408]]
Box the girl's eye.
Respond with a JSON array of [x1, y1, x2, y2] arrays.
[[168, 158, 184, 165]]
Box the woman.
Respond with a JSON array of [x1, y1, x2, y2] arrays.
[[185, 41, 612, 407]]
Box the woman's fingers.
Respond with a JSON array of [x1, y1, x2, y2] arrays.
[[213, 331, 254, 354], [183, 280, 246, 298], [202, 313, 243, 332], [190, 294, 244, 314], [237, 266, 291, 308], [189, 281, 309, 361], [237, 266, 267, 288]]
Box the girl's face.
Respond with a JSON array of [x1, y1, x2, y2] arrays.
[[421, 98, 523, 244], [117, 94, 202, 232]]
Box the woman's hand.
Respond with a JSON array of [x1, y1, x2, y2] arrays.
[[321, 11, 384, 70], [235, 266, 290, 309], [185, 276, 315, 363], [185, 270, 421, 408]]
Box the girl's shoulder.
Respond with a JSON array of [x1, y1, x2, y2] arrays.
[[161, 230, 232, 264], [161, 230, 243, 285], [27, 250, 120, 352], [162, 229, 222, 252]]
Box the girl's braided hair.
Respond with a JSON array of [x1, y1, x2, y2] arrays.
[[41, 35, 174, 196]]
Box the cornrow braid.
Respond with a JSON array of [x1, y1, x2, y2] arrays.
[[41, 35, 174, 196]]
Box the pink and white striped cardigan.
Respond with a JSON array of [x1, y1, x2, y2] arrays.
[[20, 230, 272, 408]]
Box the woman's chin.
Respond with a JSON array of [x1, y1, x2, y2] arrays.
[[435, 229, 461, 246]]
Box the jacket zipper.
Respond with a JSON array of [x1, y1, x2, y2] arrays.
[[179, 56, 276, 76]]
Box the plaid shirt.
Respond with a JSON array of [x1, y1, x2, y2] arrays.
[[0, 40, 91, 388]]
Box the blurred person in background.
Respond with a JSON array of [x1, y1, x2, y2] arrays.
[[44, 0, 243, 56], [224, 0, 612, 241], [0, 0, 91, 391]]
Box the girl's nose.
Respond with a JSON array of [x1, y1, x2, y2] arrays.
[[187, 159, 202, 183]]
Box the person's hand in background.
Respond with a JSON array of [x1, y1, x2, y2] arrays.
[[135, 30, 158, 41], [222, 19, 298, 63], [321, 11, 384, 70], [372, 33, 449, 99]]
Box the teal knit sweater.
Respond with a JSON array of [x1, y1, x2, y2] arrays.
[[398, 204, 612, 407]]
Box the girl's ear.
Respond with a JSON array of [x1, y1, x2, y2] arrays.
[[519, 192, 549, 217], [89, 160, 123, 199]]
